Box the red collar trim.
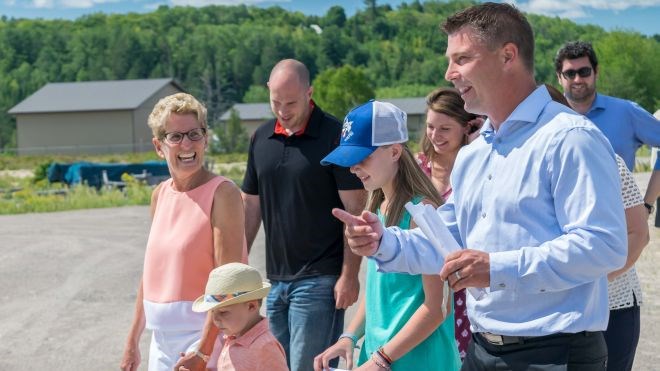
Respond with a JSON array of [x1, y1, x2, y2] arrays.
[[273, 101, 315, 136]]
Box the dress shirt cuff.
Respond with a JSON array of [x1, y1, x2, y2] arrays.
[[371, 229, 400, 267], [489, 250, 520, 292]]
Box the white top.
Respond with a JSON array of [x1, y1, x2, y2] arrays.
[[609, 155, 644, 310]]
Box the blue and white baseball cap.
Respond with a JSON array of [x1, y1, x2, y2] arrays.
[[321, 100, 408, 167]]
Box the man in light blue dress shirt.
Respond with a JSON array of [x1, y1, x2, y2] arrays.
[[333, 3, 627, 370]]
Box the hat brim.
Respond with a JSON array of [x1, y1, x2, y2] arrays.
[[320, 145, 377, 167], [192, 282, 271, 313]]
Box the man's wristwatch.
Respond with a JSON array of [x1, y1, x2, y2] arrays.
[[194, 350, 210, 363], [644, 202, 655, 214]]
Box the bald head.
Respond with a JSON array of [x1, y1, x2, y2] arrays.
[[269, 59, 310, 89], [267, 59, 314, 133]]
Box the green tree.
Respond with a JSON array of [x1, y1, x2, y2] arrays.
[[376, 83, 438, 98], [323, 6, 346, 28], [595, 32, 660, 111], [313, 65, 375, 119], [215, 109, 249, 153], [0, 0, 657, 151], [242, 85, 270, 103]]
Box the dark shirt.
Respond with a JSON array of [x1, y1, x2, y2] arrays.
[[242, 104, 363, 281]]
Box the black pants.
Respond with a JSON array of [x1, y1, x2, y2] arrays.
[[461, 331, 607, 371], [603, 305, 640, 371]]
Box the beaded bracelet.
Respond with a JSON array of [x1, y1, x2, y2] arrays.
[[371, 352, 392, 370], [376, 347, 393, 365]]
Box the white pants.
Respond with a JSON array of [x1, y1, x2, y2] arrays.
[[148, 329, 223, 371]]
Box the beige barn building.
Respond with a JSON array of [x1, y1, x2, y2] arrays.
[[9, 78, 183, 155], [220, 97, 428, 139]]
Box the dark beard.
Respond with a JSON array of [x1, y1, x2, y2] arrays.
[[566, 84, 596, 103]]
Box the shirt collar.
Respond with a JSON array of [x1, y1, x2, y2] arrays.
[[483, 85, 551, 138], [227, 317, 270, 347], [273, 101, 315, 137], [586, 93, 606, 114]]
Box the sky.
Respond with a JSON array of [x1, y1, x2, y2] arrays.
[[1, 0, 659, 36]]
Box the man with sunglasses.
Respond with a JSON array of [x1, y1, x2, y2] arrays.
[[554, 41, 660, 193], [555, 41, 660, 371]]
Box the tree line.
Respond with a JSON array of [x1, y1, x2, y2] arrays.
[[0, 0, 658, 150]]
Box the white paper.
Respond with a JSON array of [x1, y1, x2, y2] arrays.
[[405, 201, 487, 301]]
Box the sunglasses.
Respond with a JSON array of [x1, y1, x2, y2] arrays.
[[560, 67, 592, 80], [162, 127, 207, 144]]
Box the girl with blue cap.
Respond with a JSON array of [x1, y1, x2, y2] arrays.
[[314, 100, 460, 371]]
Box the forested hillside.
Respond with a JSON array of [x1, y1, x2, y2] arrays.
[[0, 0, 658, 149]]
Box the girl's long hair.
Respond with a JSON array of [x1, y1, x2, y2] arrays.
[[367, 145, 442, 227], [420, 87, 478, 162]]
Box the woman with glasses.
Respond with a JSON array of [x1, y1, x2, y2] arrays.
[[120, 93, 247, 371]]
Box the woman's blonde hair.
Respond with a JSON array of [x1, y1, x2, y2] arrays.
[[420, 87, 478, 162], [147, 93, 207, 138], [367, 145, 442, 227]]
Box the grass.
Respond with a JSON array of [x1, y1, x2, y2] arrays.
[[0, 176, 153, 215]]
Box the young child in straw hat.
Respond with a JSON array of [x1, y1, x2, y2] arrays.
[[187, 263, 288, 371]]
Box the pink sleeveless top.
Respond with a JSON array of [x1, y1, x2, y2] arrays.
[[142, 176, 248, 330]]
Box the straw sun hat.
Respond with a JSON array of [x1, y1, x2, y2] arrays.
[[192, 263, 271, 313]]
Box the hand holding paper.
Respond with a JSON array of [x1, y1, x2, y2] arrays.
[[405, 202, 488, 301]]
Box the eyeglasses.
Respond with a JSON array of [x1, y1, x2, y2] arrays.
[[162, 127, 207, 144], [561, 67, 592, 80]]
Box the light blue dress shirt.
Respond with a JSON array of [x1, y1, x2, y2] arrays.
[[586, 93, 660, 170], [373, 86, 627, 336]]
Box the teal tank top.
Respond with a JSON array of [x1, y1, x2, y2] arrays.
[[357, 196, 461, 370]]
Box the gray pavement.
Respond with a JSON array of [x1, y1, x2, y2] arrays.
[[0, 173, 659, 369]]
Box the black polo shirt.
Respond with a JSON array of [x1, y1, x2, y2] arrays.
[[242, 104, 363, 281]]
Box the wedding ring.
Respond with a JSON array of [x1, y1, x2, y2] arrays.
[[454, 271, 461, 280]]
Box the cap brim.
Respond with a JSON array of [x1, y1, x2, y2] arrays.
[[320, 145, 377, 167], [192, 283, 271, 313]]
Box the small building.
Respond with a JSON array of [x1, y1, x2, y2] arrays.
[[220, 97, 428, 139], [9, 78, 183, 155], [219, 103, 274, 136], [382, 97, 427, 138]]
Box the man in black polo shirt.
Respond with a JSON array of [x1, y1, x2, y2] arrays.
[[241, 59, 366, 371]]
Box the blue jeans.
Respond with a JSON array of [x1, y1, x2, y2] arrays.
[[266, 275, 344, 371]]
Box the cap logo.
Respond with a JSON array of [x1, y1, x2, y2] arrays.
[[341, 119, 354, 141]]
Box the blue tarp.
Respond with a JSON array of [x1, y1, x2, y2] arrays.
[[47, 161, 170, 188]]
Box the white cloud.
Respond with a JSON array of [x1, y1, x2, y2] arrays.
[[18, 0, 124, 9], [4, 0, 17, 6], [510, 0, 660, 19], [31, 0, 55, 8], [170, 0, 287, 6]]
